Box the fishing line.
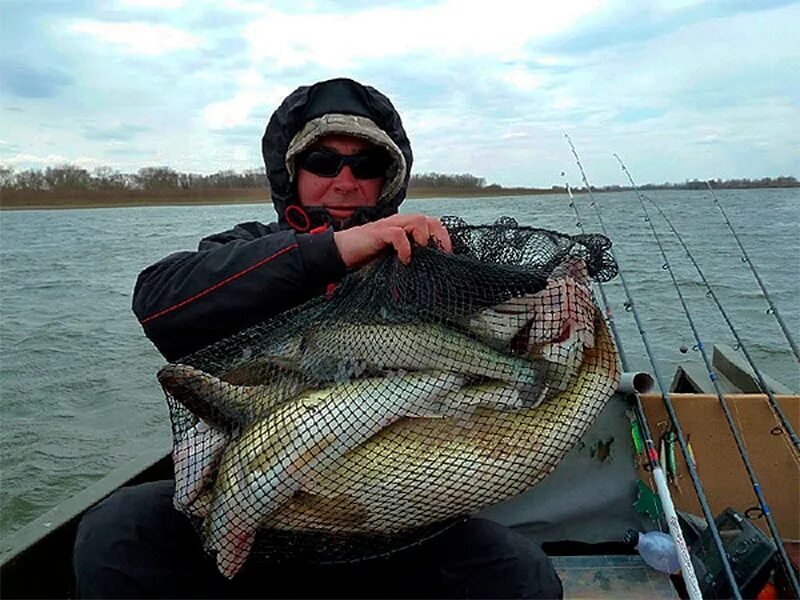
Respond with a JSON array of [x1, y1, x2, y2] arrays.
[[613, 154, 800, 597], [616, 158, 800, 453], [562, 179, 628, 369], [563, 177, 667, 538], [705, 181, 800, 363], [562, 135, 710, 600]]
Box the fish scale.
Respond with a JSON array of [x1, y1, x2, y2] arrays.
[[263, 308, 618, 535], [203, 371, 466, 578]]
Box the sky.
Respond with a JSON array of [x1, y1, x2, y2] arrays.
[[1, 0, 798, 187]]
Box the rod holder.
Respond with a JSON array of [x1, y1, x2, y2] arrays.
[[619, 371, 655, 394]]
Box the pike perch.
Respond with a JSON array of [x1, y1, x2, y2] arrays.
[[302, 321, 541, 396], [203, 371, 465, 578], [261, 301, 618, 536], [470, 258, 596, 404]]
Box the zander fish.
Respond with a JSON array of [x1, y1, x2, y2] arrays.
[[301, 321, 541, 398], [260, 300, 619, 536], [203, 371, 465, 578], [158, 363, 308, 431], [469, 258, 596, 405], [159, 364, 309, 516]]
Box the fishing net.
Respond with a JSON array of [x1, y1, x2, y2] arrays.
[[159, 216, 621, 578]]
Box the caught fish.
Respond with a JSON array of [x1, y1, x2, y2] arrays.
[[172, 419, 229, 516], [261, 302, 619, 536], [469, 258, 597, 405], [525, 268, 597, 403], [204, 371, 465, 578], [301, 322, 541, 397], [158, 364, 308, 431]]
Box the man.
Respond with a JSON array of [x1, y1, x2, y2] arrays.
[[73, 78, 563, 599]]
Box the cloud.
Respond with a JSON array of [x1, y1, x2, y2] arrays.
[[1, 1, 797, 185], [114, 0, 186, 8], [83, 124, 151, 142], [0, 152, 101, 168], [242, 0, 604, 69], [538, 0, 799, 54], [68, 20, 201, 56], [202, 74, 293, 129], [0, 59, 73, 98]]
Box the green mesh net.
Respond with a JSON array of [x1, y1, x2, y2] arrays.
[[158, 216, 621, 578]]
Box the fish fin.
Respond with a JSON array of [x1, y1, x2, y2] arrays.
[[172, 424, 228, 517], [216, 528, 256, 579], [209, 510, 256, 579]]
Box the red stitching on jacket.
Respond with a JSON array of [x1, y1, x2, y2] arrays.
[[140, 243, 299, 325]]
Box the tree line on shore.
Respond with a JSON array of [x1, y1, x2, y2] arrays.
[[0, 164, 490, 194], [0, 164, 796, 204]]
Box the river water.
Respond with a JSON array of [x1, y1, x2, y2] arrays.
[[1, 188, 798, 538]]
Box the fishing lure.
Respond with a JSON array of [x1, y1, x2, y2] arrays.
[[630, 412, 644, 456]]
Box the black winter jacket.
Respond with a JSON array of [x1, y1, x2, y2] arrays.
[[132, 78, 413, 361]]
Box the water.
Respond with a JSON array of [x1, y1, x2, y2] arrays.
[[1, 188, 798, 538]]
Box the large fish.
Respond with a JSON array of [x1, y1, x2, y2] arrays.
[[260, 300, 618, 535], [158, 315, 542, 522], [469, 258, 597, 404], [158, 363, 308, 431], [203, 371, 465, 578], [301, 321, 541, 396]]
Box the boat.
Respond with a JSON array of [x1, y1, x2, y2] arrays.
[[2, 342, 796, 599]]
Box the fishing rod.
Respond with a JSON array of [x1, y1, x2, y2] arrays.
[[705, 181, 800, 363], [562, 178, 628, 370], [615, 158, 800, 453], [613, 153, 800, 598], [564, 133, 741, 598], [563, 177, 678, 537], [562, 140, 704, 600]]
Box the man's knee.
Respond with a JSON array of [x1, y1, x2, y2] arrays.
[[436, 518, 563, 599], [73, 481, 178, 597], [75, 481, 173, 559]]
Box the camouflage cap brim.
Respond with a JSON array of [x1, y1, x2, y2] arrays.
[[285, 113, 407, 204]]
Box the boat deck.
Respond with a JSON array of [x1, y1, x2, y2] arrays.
[[553, 555, 679, 599]]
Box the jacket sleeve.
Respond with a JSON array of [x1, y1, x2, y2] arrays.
[[132, 222, 346, 361]]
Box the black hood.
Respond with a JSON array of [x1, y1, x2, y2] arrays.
[[261, 78, 413, 231]]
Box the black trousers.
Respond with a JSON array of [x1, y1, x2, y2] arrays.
[[74, 480, 562, 599]]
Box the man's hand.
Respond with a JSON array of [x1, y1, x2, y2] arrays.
[[334, 213, 453, 268]]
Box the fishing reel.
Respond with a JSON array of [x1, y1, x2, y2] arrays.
[[678, 508, 780, 599]]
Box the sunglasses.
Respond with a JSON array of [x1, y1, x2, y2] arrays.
[[296, 148, 391, 179]]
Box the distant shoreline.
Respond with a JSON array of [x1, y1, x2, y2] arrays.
[[1, 184, 796, 211], [0, 186, 550, 211]]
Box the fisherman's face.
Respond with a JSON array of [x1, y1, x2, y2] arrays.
[[296, 134, 386, 224]]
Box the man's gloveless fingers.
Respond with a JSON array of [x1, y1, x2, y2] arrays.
[[384, 226, 413, 264], [428, 218, 453, 252], [403, 218, 431, 248]]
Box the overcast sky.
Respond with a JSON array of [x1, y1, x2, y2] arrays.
[[1, 0, 798, 187]]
